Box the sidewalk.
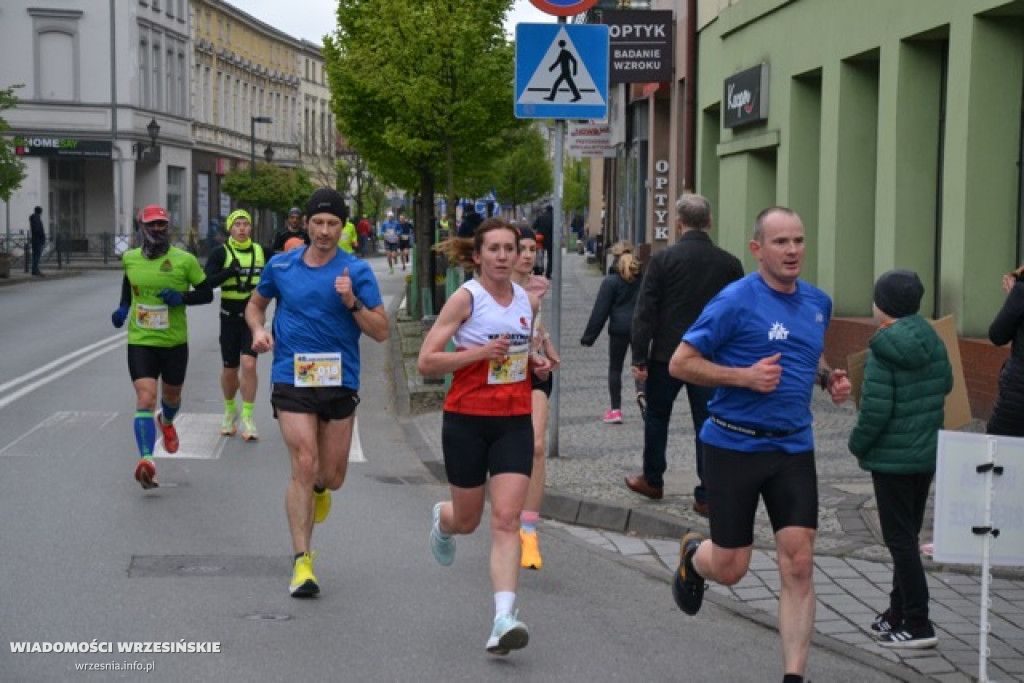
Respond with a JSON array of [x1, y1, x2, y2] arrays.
[[400, 250, 1024, 683]]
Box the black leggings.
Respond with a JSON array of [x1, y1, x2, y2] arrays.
[[607, 334, 631, 410]]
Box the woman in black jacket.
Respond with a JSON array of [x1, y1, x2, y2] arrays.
[[581, 242, 642, 424], [987, 264, 1024, 436]]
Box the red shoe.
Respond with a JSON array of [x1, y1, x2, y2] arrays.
[[156, 411, 179, 453], [134, 459, 159, 490]]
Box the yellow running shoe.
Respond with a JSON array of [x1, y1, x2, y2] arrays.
[[219, 412, 237, 436], [289, 551, 319, 598], [240, 416, 259, 441], [313, 488, 331, 524], [520, 529, 542, 570]]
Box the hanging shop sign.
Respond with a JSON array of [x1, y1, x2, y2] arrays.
[[13, 135, 112, 158], [723, 63, 769, 128], [601, 10, 673, 84], [568, 121, 615, 158]]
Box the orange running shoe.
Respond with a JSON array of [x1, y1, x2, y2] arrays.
[[156, 411, 179, 453]]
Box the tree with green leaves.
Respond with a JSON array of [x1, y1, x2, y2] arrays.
[[324, 0, 522, 317], [221, 163, 315, 214], [492, 125, 552, 221], [0, 85, 27, 205], [563, 156, 589, 218]]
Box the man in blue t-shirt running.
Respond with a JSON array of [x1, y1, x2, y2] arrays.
[[666, 206, 852, 683], [246, 188, 389, 599]]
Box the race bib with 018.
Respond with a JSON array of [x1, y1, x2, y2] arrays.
[[488, 342, 528, 384], [294, 352, 342, 387], [135, 303, 169, 330]]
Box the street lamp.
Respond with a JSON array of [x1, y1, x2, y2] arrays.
[[146, 118, 160, 147], [264, 144, 274, 164], [250, 115, 272, 176]]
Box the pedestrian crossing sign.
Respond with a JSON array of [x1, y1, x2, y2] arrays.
[[515, 24, 609, 120]]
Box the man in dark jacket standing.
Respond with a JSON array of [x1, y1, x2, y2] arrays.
[[29, 206, 46, 276], [626, 194, 743, 513], [532, 205, 554, 279]]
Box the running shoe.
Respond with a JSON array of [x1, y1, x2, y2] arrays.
[[289, 551, 319, 598], [602, 409, 623, 424], [876, 623, 937, 649], [240, 416, 259, 442], [486, 610, 529, 655], [219, 412, 238, 436], [920, 542, 934, 558], [134, 458, 159, 490], [155, 411, 179, 454], [313, 488, 331, 524], [671, 532, 706, 615], [430, 502, 456, 566], [520, 529, 543, 570], [870, 608, 901, 633]]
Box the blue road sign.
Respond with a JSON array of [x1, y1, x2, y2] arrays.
[[515, 23, 609, 120]]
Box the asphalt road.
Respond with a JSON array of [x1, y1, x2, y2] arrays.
[[0, 264, 895, 682]]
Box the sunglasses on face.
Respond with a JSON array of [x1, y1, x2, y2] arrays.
[[146, 220, 169, 228]]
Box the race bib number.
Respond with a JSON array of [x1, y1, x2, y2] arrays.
[[488, 342, 528, 385], [384, 228, 396, 238], [294, 352, 342, 387], [135, 303, 169, 330]]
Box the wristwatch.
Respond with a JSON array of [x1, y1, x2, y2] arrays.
[[348, 298, 364, 313]]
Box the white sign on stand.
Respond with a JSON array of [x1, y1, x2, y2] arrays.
[[933, 430, 1023, 566], [933, 430, 1023, 683]]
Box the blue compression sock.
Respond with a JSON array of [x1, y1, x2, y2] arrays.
[[134, 411, 156, 458], [160, 399, 180, 423]]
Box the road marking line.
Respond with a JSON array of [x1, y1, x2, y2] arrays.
[[0, 336, 126, 411], [0, 332, 125, 396]]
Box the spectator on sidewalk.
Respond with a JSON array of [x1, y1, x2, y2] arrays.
[[29, 206, 45, 276], [667, 206, 852, 683], [581, 241, 642, 424], [848, 269, 952, 650], [626, 193, 743, 514], [986, 263, 1024, 436], [532, 205, 554, 279]]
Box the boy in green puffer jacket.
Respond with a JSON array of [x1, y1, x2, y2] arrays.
[[849, 269, 953, 650]]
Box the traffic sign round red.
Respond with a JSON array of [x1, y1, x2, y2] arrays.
[[529, 0, 599, 17]]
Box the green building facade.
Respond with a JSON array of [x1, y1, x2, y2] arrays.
[[696, 0, 1024, 336]]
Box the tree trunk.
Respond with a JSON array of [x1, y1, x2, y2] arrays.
[[412, 170, 436, 320]]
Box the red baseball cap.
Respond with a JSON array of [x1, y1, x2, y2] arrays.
[[138, 205, 169, 224]]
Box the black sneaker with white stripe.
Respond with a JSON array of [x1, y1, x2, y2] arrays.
[[876, 622, 937, 649], [869, 609, 901, 633]]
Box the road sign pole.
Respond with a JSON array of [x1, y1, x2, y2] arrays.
[[548, 18, 567, 459]]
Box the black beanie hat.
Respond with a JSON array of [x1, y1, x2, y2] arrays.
[[873, 269, 924, 318], [306, 188, 347, 222]]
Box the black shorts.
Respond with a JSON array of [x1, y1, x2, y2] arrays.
[[441, 412, 533, 488], [385, 242, 399, 253], [399, 237, 411, 248], [531, 373, 553, 397], [704, 443, 818, 548], [219, 315, 256, 368], [127, 344, 189, 385], [271, 383, 360, 422]]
